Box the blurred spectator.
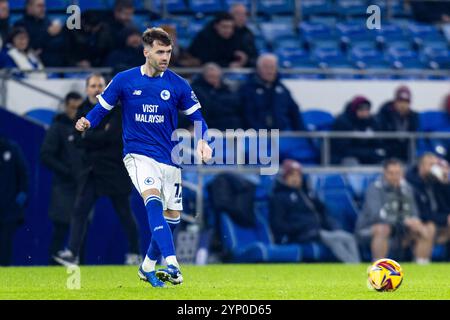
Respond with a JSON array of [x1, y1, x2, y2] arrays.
[[190, 63, 243, 131], [40, 92, 84, 263], [356, 159, 434, 263], [53, 74, 141, 266], [14, 0, 66, 66], [0, 0, 9, 50], [410, 0, 450, 24], [430, 159, 450, 250], [270, 159, 360, 263], [104, 27, 145, 73], [0, 136, 28, 266], [240, 54, 305, 131], [331, 96, 386, 165], [229, 4, 257, 67], [106, 0, 137, 49], [188, 12, 250, 68], [66, 10, 113, 67], [161, 25, 201, 68], [377, 86, 419, 162], [0, 27, 46, 79]]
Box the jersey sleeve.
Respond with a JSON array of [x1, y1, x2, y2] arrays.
[[177, 79, 202, 115], [97, 73, 123, 111]]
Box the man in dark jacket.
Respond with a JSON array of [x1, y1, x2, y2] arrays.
[[240, 54, 305, 131], [105, 0, 137, 49], [188, 12, 250, 68], [53, 74, 141, 266], [104, 27, 145, 74], [269, 159, 360, 263], [229, 4, 257, 67], [14, 0, 66, 66], [40, 92, 84, 263], [191, 63, 243, 131], [331, 96, 386, 164], [0, 136, 28, 266], [377, 86, 419, 162]]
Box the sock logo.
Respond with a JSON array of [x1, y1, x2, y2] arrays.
[[154, 225, 164, 231]]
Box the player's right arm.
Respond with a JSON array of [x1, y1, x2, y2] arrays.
[[75, 74, 123, 132]]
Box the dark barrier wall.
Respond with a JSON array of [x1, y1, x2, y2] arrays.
[[0, 108, 150, 265]]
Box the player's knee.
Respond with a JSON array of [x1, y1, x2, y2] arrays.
[[165, 209, 181, 219], [141, 188, 160, 201]]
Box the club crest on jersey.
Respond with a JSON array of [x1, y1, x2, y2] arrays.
[[191, 91, 199, 103], [160, 90, 170, 100], [144, 177, 154, 185]]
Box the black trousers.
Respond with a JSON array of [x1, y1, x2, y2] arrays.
[[68, 178, 140, 259], [0, 223, 17, 266]]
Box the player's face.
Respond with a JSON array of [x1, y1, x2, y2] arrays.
[[86, 76, 106, 101], [384, 164, 403, 188], [144, 41, 172, 72]]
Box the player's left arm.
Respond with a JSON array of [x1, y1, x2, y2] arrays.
[[177, 81, 212, 162]]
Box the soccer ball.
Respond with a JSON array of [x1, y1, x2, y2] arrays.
[[367, 258, 404, 292]]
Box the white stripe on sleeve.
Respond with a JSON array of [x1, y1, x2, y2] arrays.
[[97, 94, 114, 111], [182, 103, 201, 115]]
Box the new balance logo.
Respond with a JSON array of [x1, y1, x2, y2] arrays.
[[133, 90, 142, 95], [154, 226, 163, 231]]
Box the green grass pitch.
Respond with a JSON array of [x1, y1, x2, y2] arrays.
[[1, 263, 450, 300]]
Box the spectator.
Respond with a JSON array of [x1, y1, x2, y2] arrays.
[[105, 27, 145, 73], [356, 159, 434, 263], [377, 86, 419, 162], [66, 10, 113, 67], [40, 92, 84, 263], [0, 136, 28, 266], [53, 74, 141, 266], [14, 0, 66, 66], [240, 54, 305, 131], [229, 4, 257, 67], [430, 159, 450, 250], [331, 96, 386, 165], [160, 24, 201, 68], [188, 12, 250, 68], [106, 0, 137, 49], [0, 27, 46, 79], [190, 63, 243, 131], [0, 0, 9, 51], [270, 159, 361, 263]]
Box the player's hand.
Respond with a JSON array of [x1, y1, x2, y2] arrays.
[[196, 139, 212, 163], [75, 117, 91, 132]]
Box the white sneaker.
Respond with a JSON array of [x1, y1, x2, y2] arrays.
[[125, 253, 142, 265]]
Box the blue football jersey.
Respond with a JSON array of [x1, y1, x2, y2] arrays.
[[94, 66, 203, 167]]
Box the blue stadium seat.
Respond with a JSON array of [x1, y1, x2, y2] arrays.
[[301, 0, 335, 17], [336, 22, 376, 45], [220, 212, 334, 262], [8, 0, 26, 10], [260, 21, 296, 44], [407, 23, 446, 46], [336, 0, 367, 17], [152, 0, 188, 13], [257, 0, 294, 15], [47, 0, 70, 10], [350, 45, 390, 69], [299, 22, 336, 45], [346, 172, 380, 200], [76, 0, 108, 10], [302, 109, 334, 131], [375, 23, 409, 45], [279, 137, 319, 164], [275, 47, 314, 68], [418, 111, 450, 132], [387, 46, 427, 69], [424, 46, 450, 70], [312, 46, 352, 68], [316, 173, 349, 190], [188, 0, 223, 13], [24, 109, 57, 126], [317, 189, 358, 232]]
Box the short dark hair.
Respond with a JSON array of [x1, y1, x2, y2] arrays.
[[142, 27, 172, 47], [85, 73, 105, 87], [213, 12, 234, 25], [65, 91, 83, 104], [7, 27, 28, 44], [383, 158, 403, 170]]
